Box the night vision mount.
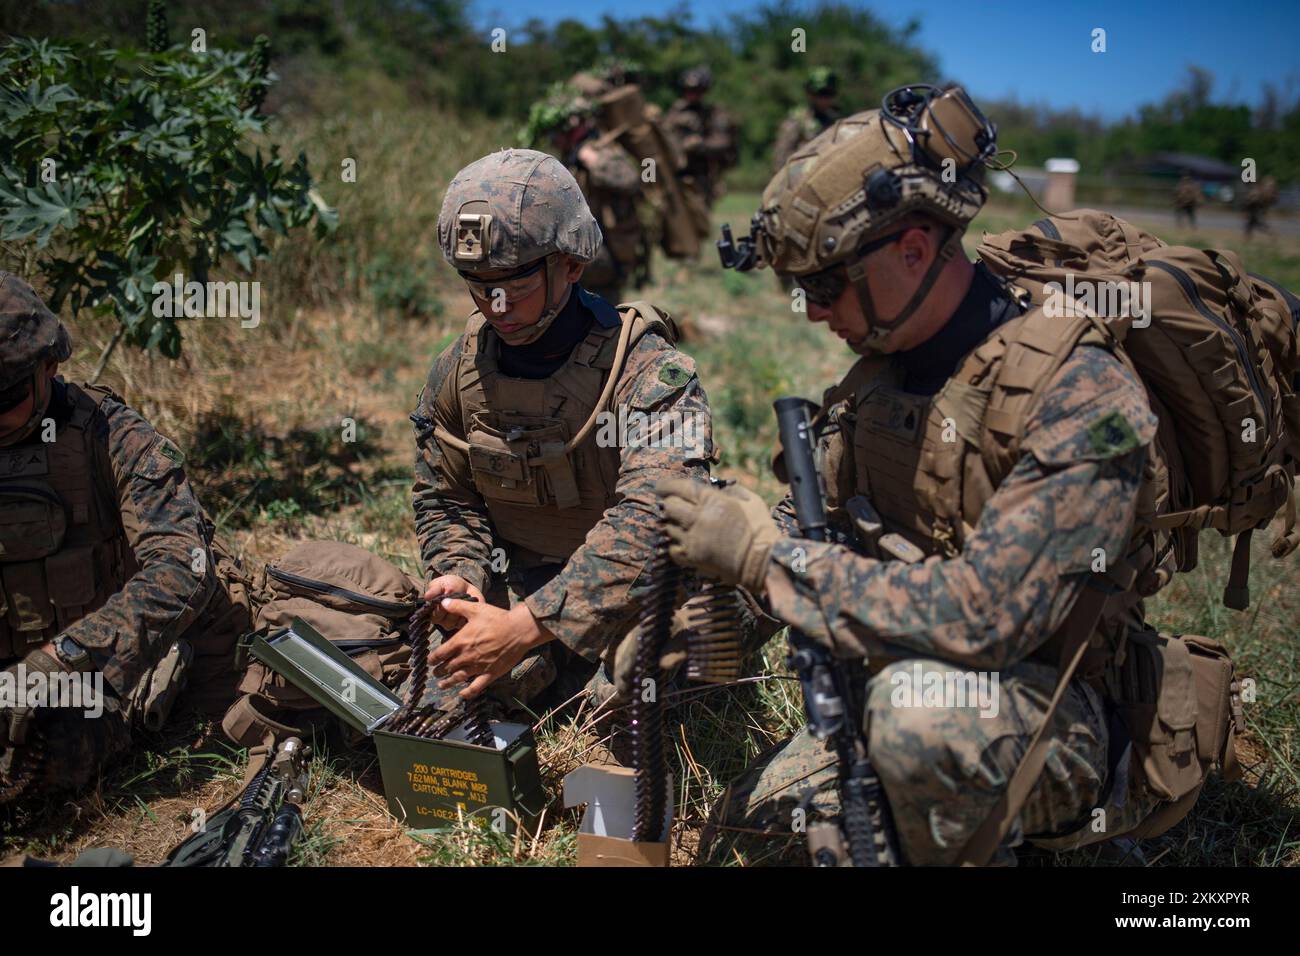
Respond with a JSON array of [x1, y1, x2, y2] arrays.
[[717, 212, 766, 272]]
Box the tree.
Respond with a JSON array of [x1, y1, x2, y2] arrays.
[[0, 30, 335, 375]]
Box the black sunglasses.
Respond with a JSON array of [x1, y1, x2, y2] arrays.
[[792, 227, 929, 307]]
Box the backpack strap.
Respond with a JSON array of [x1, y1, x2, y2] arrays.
[[617, 299, 679, 346]]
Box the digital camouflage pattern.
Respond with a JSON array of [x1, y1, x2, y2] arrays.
[[411, 326, 715, 702], [719, 344, 1162, 863], [0, 273, 72, 390], [0, 384, 242, 800], [713, 656, 1161, 865]]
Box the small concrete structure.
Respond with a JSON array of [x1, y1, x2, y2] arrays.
[[1043, 157, 1080, 211]]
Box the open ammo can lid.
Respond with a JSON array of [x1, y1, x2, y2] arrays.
[[250, 618, 402, 735]]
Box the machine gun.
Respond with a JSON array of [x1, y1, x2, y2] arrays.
[[773, 396, 900, 867], [164, 737, 310, 867]]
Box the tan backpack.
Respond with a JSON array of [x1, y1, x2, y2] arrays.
[[595, 84, 703, 257], [221, 540, 423, 746], [977, 209, 1300, 607], [955, 210, 1298, 864]]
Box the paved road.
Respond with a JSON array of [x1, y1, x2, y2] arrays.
[[1103, 204, 1300, 239]]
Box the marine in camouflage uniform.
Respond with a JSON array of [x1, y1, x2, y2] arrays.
[[1173, 172, 1200, 229], [523, 84, 650, 304], [0, 274, 248, 803], [772, 67, 841, 171], [664, 67, 738, 216], [410, 149, 715, 713], [658, 88, 1173, 865], [1244, 175, 1278, 239]]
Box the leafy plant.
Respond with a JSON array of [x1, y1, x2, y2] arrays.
[[0, 29, 336, 373]]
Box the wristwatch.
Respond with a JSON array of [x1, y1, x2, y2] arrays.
[[54, 636, 91, 671]]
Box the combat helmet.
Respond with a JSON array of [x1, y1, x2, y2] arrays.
[[806, 66, 838, 96], [437, 149, 602, 344], [0, 272, 72, 443], [719, 84, 997, 350]]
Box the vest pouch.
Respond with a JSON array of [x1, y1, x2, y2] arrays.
[[1114, 628, 1204, 802], [2, 561, 55, 634], [45, 545, 98, 629], [1181, 634, 1242, 779], [467, 413, 574, 508], [0, 485, 68, 564]]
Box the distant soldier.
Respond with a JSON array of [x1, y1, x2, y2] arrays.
[[1244, 175, 1278, 238], [523, 84, 650, 303], [0, 274, 251, 803], [773, 67, 841, 171], [1173, 171, 1200, 229], [664, 66, 738, 228]]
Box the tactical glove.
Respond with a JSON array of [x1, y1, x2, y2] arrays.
[[655, 477, 780, 596], [1, 649, 65, 747]]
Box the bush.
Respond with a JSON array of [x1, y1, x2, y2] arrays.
[[0, 31, 334, 367]]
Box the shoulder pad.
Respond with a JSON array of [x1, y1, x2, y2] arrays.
[[73, 381, 126, 409], [65, 381, 124, 429], [1023, 346, 1156, 466]]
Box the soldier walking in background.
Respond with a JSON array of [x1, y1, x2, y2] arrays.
[[1244, 175, 1278, 238], [773, 67, 842, 171], [1173, 171, 1200, 228], [523, 85, 651, 303], [664, 67, 738, 236]]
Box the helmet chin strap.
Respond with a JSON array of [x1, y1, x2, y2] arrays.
[[499, 255, 571, 347], [845, 226, 961, 355], [0, 373, 53, 448]]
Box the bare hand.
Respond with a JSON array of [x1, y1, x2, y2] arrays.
[[423, 575, 486, 629], [428, 601, 549, 700]]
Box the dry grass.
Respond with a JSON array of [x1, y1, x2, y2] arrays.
[[2, 181, 1298, 867]]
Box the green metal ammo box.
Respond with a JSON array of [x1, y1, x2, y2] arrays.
[[250, 619, 546, 834]]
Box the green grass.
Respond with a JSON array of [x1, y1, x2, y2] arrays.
[[5, 173, 1298, 866]]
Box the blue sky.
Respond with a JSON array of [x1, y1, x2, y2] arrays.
[[470, 0, 1300, 120]]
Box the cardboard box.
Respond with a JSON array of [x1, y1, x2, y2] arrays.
[[251, 619, 545, 833], [563, 763, 672, 867]]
